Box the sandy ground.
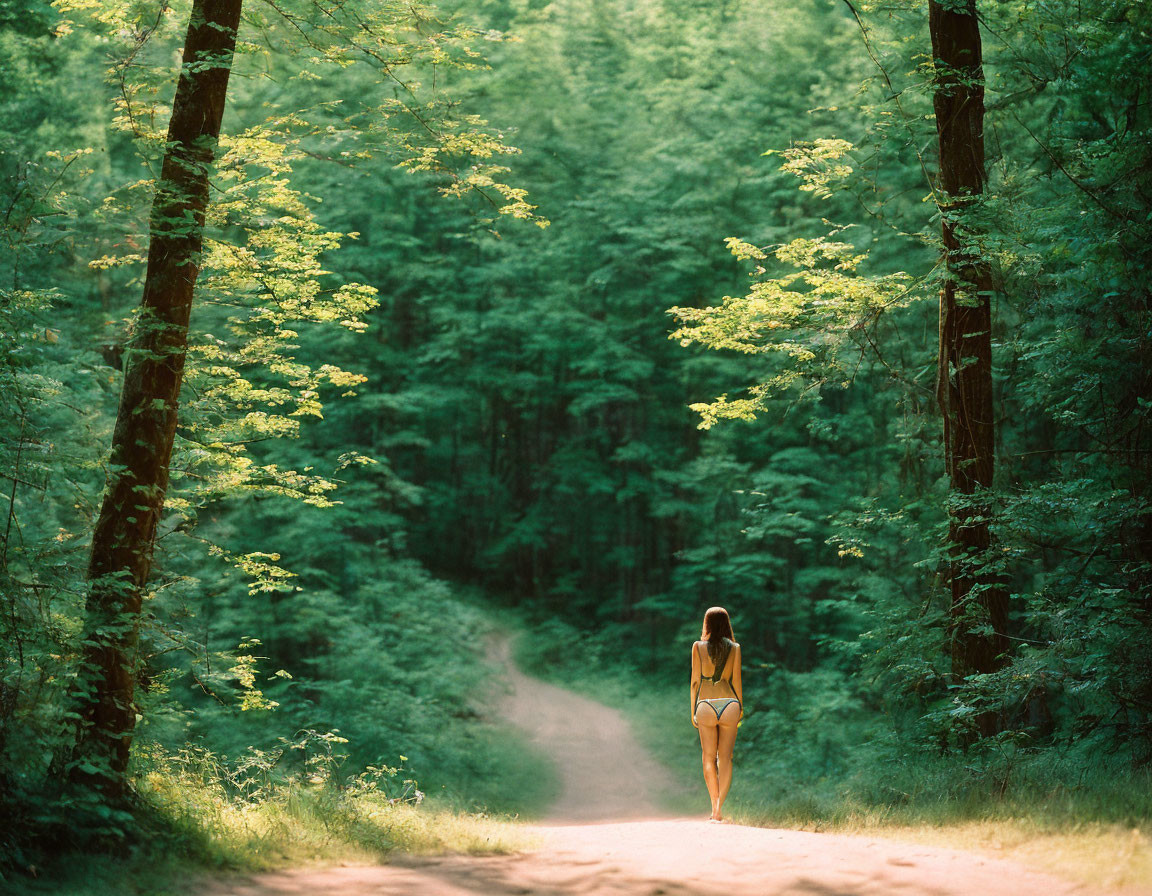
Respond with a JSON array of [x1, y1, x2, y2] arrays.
[[197, 643, 1142, 896]]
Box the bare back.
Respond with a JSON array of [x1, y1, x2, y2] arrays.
[[694, 639, 739, 702]]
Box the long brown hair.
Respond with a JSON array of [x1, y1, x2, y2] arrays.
[[701, 606, 734, 664]]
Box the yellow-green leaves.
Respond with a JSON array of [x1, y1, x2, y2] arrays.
[[157, 114, 379, 557], [769, 138, 856, 199], [207, 546, 297, 597], [400, 124, 546, 226], [51, 0, 540, 604], [230, 639, 280, 710], [670, 232, 913, 428], [335, 451, 378, 472]]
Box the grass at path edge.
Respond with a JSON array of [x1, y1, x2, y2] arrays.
[[7, 799, 537, 896]]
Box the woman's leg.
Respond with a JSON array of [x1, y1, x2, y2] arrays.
[[714, 702, 740, 820], [695, 705, 720, 818]]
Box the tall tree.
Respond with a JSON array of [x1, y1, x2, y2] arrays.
[[927, 0, 1008, 711], [72, 0, 244, 799]]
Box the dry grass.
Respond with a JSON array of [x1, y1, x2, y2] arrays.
[[137, 772, 536, 871], [723, 808, 1152, 894], [865, 819, 1152, 893]]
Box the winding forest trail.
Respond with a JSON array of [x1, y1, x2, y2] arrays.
[[199, 643, 1137, 896], [489, 636, 678, 822]]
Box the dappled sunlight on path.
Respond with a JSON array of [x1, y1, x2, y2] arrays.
[[200, 818, 1112, 896]]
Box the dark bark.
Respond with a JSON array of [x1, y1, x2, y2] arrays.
[[928, 0, 1009, 714], [72, 0, 243, 799]]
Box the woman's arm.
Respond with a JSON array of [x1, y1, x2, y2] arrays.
[[689, 642, 700, 728], [732, 644, 743, 716]]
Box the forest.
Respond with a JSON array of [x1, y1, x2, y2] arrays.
[[1, 0, 1150, 891]]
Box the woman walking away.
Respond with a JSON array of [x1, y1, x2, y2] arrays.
[[690, 606, 743, 822]]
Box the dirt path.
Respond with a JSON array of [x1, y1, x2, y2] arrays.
[[490, 636, 677, 821], [198, 642, 1138, 896], [211, 820, 1120, 896]]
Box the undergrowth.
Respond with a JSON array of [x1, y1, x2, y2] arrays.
[[10, 790, 529, 896], [5, 712, 539, 895], [3, 587, 555, 891]]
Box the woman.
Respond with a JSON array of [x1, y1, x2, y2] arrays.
[[690, 606, 742, 822]]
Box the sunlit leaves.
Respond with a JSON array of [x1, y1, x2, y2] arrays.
[[669, 231, 913, 427], [399, 121, 545, 225], [769, 138, 857, 200]]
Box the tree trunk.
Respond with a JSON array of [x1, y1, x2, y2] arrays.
[[928, 0, 1009, 723], [72, 0, 243, 799]]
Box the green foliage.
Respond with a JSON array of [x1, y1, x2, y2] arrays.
[[658, 0, 1152, 769], [2, 0, 548, 865], [3, 0, 1151, 877], [669, 225, 916, 426]]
